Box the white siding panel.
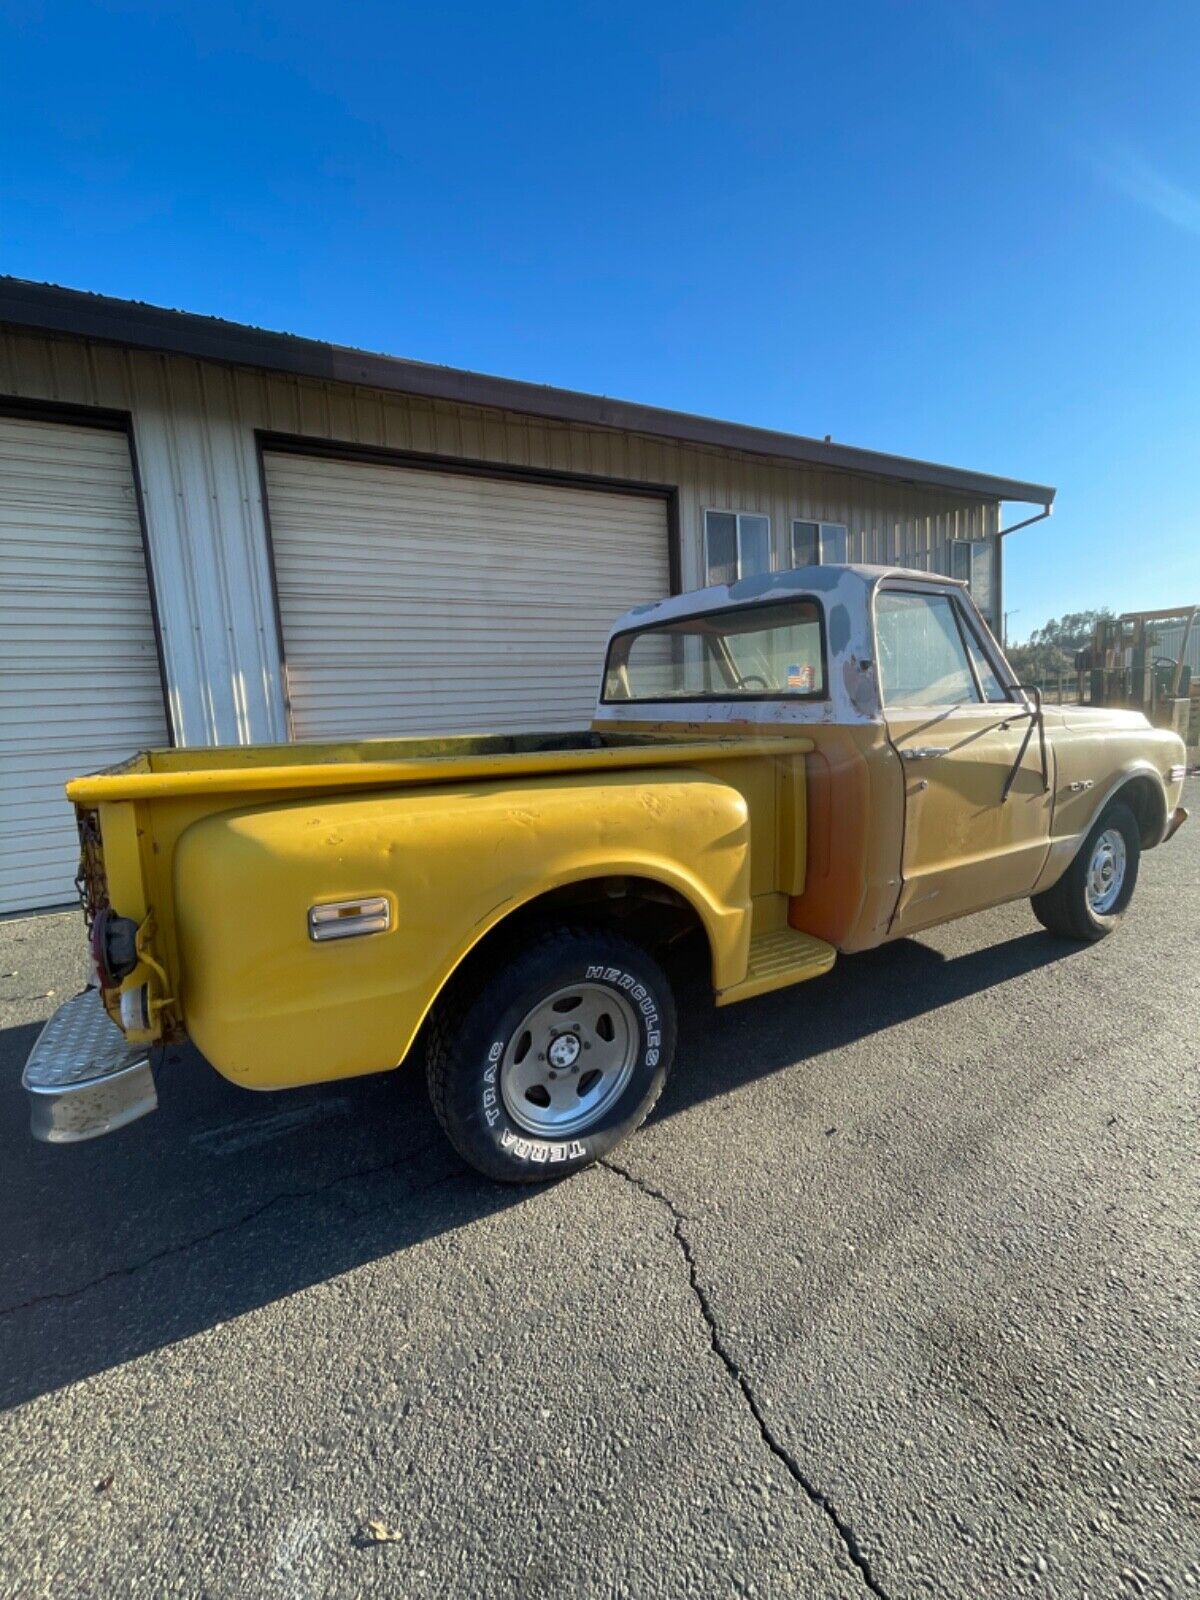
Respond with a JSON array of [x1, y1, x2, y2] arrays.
[[264, 452, 669, 738], [0, 416, 169, 912]]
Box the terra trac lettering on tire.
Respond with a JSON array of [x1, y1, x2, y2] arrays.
[[485, 1046, 589, 1161], [498, 1127, 588, 1164]]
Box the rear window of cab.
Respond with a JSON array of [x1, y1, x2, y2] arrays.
[[602, 599, 826, 703]]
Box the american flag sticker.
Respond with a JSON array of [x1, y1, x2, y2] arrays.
[[786, 663, 813, 691]]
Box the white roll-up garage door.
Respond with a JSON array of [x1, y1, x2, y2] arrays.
[[0, 415, 169, 914], [263, 451, 671, 740]]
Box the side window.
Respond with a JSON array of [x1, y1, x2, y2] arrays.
[[960, 616, 1009, 702], [875, 591, 981, 708]]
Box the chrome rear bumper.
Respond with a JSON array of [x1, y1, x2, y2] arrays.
[[23, 988, 157, 1144]]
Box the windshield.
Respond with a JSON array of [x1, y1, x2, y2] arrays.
[[602, 599, 826, 703]]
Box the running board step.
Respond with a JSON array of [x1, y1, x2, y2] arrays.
[[715, 927, 837, 1006]]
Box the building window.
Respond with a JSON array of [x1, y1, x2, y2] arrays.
[[946, 539, 997, 627], [704, 511, 771, 586], [790, 520, 849, 567]]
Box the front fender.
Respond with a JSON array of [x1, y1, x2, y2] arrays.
[[1033, 723, 1182, 894], [174, 769, 751, 1089]]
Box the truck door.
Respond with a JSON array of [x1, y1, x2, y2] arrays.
[[876, 585, 1053, 936]]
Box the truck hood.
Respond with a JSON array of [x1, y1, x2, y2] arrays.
[[1049, 705, 1151, 734]]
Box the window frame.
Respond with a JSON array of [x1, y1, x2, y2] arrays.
[[874, 581, 1017, 710], [601, 594, 830, 706], [703, 508, 772, 585], [945, 539, 998, 628], [948, 541, 972, 584], [790, 518, 849, 568], [954, 595, 1016, 703]]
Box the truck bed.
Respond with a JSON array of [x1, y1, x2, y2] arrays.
[[66, 728, 808, 804]]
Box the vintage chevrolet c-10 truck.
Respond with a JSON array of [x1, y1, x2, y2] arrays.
[[25, 565, 1188, 1181]]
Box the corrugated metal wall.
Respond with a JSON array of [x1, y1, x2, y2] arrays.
[[0, 415, 170, 911], [0, 326, 1000, 747], [1153, 619, 1200, 675]]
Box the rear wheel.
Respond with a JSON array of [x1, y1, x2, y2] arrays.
[[426, 926, 676, 1182], [1031, 801, 1141, 941]]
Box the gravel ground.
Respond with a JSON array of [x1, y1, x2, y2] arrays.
[[1, 782, 1196, 1599]]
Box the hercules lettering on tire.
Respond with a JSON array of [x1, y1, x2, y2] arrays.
[[426, 926, 677, 1183]]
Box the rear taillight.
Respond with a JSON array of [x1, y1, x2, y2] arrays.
[[89, 908, 139, 989]]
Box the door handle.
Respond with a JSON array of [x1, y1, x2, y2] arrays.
[[899, 746, 949, 761]]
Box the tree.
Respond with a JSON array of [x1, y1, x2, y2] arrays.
[[1007, 609, 1114, 682]]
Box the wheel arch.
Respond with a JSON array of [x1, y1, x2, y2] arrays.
[[411, 867, 733, 1062], [1034, 760, 1168, 899], [1096, 768, 1168, 849]]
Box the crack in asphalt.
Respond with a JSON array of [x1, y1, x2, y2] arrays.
[[601, 1156, 893, 1600], [0, 1157, 461, 1319]]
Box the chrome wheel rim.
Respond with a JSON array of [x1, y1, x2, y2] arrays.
[[1086, 827, 1127, 915], [500, 982, 639, 1138]]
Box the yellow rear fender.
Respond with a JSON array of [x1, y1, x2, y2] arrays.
[[174, 769, 752, 1090]]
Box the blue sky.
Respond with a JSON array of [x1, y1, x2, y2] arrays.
[[2, 0, 1197, 639]]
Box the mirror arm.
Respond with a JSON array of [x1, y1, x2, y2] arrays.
[[1000, 685, 1049, 802]]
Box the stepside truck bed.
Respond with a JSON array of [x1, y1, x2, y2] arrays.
[[65, 726, 815, 1100], [66, 729, 803, 802]]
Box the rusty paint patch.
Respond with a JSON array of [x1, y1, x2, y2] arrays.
[[842, 655, 878, 720]]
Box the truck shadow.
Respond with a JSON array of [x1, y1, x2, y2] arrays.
[[657, 926, 1083, 1120], [0, 927, 1080, 1411]]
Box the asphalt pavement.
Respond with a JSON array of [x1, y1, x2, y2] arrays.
[[1, 782, 1196, 1598]]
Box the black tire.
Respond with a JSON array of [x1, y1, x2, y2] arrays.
[[1031, 800, 1141, 942], [426, 926, 677, 1183]]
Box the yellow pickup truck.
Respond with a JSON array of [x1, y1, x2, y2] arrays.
[[25, 565, 1188, 1181]]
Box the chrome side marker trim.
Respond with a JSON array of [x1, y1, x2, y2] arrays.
[[308, 897, 391, 942]]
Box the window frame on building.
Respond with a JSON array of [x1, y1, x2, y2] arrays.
[[945, 538, 998, 627], [703, 508, 772, 586], [949, 541, 972, 584], [790, 519, 849, 568]]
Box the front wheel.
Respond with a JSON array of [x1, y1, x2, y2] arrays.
[[1031, 800, 1141, 941], [426, 926, 677, 1182]]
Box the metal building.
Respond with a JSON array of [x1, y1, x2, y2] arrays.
[[0, 278, 1055, 912]]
